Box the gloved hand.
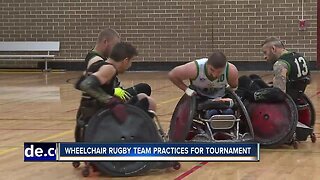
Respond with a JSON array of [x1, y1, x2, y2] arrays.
[[114, 87, 132, 101]]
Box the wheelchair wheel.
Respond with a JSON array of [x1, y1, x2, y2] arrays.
[[298, 94, 316, 128], [72, 161, 80, 168], [168, 94, 196, 142], [296, 93, 316, 142], [84, 104, 165, 177], [173, 162, 181, 170], [246, 94, 298, 147], [311, 133, 316, 143], [226, 89, 254, 138], [82, 165, 90, 177]]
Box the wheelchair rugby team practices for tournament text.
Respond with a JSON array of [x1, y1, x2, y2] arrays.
[[72, 31, 316, 177]]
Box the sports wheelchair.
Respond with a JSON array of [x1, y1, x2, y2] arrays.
[[288, 77, 316, 143], [168, 84, 313, 148], [238, 75, 316, 148], [73, 102, 180, 177], [168, 88, 255, 143]]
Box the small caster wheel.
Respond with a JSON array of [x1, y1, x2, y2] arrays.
[[72, 161, 80, 168], [293, 141, 298, 149], [91, 164, 99, 172], [173, 162, 181, 170], [82, 167, 90, 177], [311, 133, 316, 143]]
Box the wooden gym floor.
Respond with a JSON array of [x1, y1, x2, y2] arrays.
[[0, 71, 319, 180]]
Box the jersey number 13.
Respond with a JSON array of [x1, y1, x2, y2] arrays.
[[294, 57, 308, 78]]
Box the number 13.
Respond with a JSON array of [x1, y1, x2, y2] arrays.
[[294, 57, 308, 78]]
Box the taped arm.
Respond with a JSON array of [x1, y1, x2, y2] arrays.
[[79, 65, 117, 104], [273, 60, 288, 93]]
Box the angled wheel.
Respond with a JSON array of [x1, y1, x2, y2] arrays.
[[246, 94, 298, 147], [84, 105, 163, 176], [168, 94, 196, 142]]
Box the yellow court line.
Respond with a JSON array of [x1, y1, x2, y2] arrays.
[[37, 130, 74, 142], [0, 96, 181, 156], [0, 130, 74, 156], [0, 147, 20, 156]]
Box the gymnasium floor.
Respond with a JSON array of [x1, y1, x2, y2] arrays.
[[0, 71, 319, 180]]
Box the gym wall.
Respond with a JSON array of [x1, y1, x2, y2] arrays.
[[0, 0, 317, 69]]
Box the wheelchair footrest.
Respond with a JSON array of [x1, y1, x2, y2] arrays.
[[208, 115, 238, 130]]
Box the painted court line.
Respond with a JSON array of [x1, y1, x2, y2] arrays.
[[310, 90, 320, 98], [0, 130, 73, 156], [174, 162, 208, 180], [0, 147, 20, 155]]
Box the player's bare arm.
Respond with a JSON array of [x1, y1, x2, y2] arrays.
[[168, 62, 197, 92], [227, 63, 239, 89], [273, 60, 288, 93]]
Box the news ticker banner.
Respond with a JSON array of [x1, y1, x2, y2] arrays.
[[24, 142, 260, 162]]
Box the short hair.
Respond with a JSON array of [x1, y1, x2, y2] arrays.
[[207, 52, 227, 69], [262, 37, 285, 48], [110, 42, 138, 62], [97, 28, 120, 42]]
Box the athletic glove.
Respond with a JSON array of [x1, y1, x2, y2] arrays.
[[114, 87, 132, 101]]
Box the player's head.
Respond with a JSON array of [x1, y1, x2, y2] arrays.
[[96, 28, 120, 57], [110, 42, 138, 73], [207, 52, 227, 78], [262, 37, 285, 63]]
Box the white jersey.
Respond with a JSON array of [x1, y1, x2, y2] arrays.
[[190, 58, 229, 99]]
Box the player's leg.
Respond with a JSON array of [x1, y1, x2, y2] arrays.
[[127, 93, 156, 116], [125, 83, 152, 96], [205, 109, 219, 119], [221, 108, 234, 115]]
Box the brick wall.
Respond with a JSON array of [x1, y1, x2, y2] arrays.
[[0, 0, 317, 68]]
